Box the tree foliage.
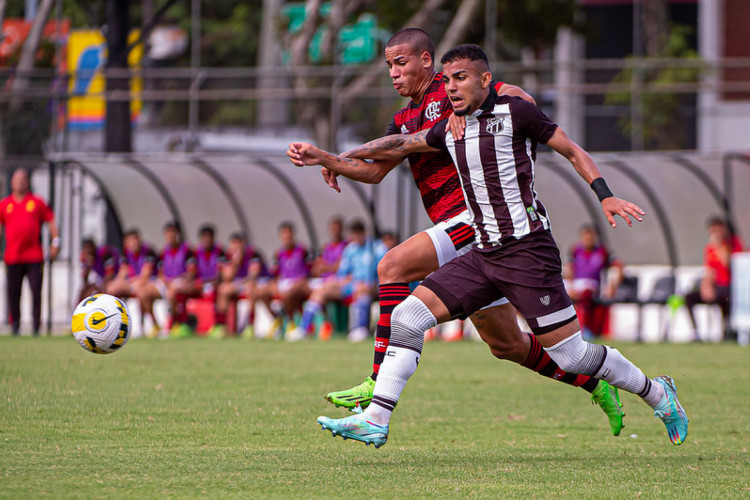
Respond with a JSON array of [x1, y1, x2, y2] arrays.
[[604, 25, 702, 150]]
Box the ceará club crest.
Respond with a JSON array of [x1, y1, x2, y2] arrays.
[[486, 117, 504, 135]]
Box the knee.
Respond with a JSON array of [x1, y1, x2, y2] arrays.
[[486, 336, 527, 361], [391, 295, 436, 336], [377, 250, 408, 283]]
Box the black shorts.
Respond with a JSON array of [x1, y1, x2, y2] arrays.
[[421, 230, 576, 334]]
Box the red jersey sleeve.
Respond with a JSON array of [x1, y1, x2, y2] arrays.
[[35, 196, 54, 223]]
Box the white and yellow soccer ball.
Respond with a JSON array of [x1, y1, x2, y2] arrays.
[[71, 294, 131, 354]]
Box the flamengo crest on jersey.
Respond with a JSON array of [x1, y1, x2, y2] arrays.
[[424, 100, 441, 121]]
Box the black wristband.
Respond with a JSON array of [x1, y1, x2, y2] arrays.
[[590, 178, 614, 202]]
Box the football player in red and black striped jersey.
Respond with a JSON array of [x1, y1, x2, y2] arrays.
[[290, 29, 625, 436]]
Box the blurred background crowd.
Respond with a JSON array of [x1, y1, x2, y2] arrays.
[[1, 0, 750, 344]]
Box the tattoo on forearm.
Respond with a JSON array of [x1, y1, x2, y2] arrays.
[[346, 131, 429, 159]]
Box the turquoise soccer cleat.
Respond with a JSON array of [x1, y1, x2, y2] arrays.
[[317, 414, 388, 448], [653, 375, 689, 445]]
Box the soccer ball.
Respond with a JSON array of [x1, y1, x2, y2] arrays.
[[71, 294, 131, 354]]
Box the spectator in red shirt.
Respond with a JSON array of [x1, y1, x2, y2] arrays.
[[0, 168, 59, 335], [685, 216, 743, 341]]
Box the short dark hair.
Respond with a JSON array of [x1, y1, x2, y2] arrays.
[[707, 216, 728, 228], [349, 219, 366, 234], [229, 231, 247, 242], [163, 220, 181, 232], [386, 28, 434, 60], [123, 228, 140, 239], [579, 223, 597, 234], [440, 44, 489, 71], [198, 224, 215, 237], [278, 221, 294, 232], [81, 237, 95, 247]]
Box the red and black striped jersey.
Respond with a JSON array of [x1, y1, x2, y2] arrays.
[[386, 72, 505, 224]]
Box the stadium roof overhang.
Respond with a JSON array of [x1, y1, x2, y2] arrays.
[[45, 150, 749, 268]]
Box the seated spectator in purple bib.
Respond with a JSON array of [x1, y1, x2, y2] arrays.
[[253, 221, 311, 339], [170, 224, 225, 338], [78, 238, 120, 302], [137, 221, 193, 338], [106, 229, 158, 326], [209, 231, 270, 339], [291, 217, 348, 339], [287, 220, 387, 342], [310, 216, 348, 287], [564, 224, 622, 338]]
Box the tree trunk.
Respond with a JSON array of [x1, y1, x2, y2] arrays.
[[0, 0, 8, 37], [0, 0, 7, 158], [257, 0, 287, 128], [643, 0, 668, 57], [434, 0, 482, 57], [9, 0, 55, 113], [104, 0, 132, 153]]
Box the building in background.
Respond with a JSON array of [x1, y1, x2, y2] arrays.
[[554, 0, 750, 152]]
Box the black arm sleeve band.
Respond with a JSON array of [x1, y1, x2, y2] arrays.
[[590, 178, 614, 202]]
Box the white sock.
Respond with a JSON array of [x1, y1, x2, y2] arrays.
[[363, 295, 435, 426], [545, 332, 665, 408], [362, 346, 421, 425]]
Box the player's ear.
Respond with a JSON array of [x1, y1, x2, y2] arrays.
[[481, 71, 492, 88], [420, 51, 432, 69]]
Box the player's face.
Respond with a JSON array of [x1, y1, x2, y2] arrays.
[[228, 237, 243, 255], [124, 234, 141, 253], [580, 228, 597, 249], [279, 227, 294, 248], [442, 59, 492, 116], [82, 242, 95, 259], [163, 227, 179, 246], [329, 220, 343, 240], [200, 232, 214, 249], [385, 43, 433, 98], [10, 169, 29, 195], [381, 234, 397, 250], [709, 222, 728, 241], [350, 229, 366, 245]]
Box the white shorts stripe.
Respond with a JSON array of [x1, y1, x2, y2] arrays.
[[535, 304, 577, 327]]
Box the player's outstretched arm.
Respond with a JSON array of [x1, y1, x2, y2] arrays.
[[545, 127, 645, 228], [343, 129, 438, 161], [288, 142, 401, 185]]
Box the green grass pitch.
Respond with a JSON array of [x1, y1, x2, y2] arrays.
[[1, 336, 749, 498]]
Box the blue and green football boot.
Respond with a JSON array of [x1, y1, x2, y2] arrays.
[[653, 375, 689, 445], [317, 414, 388, 448]]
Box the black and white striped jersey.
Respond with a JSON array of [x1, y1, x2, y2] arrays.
[[426, 90, 558, 250]]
